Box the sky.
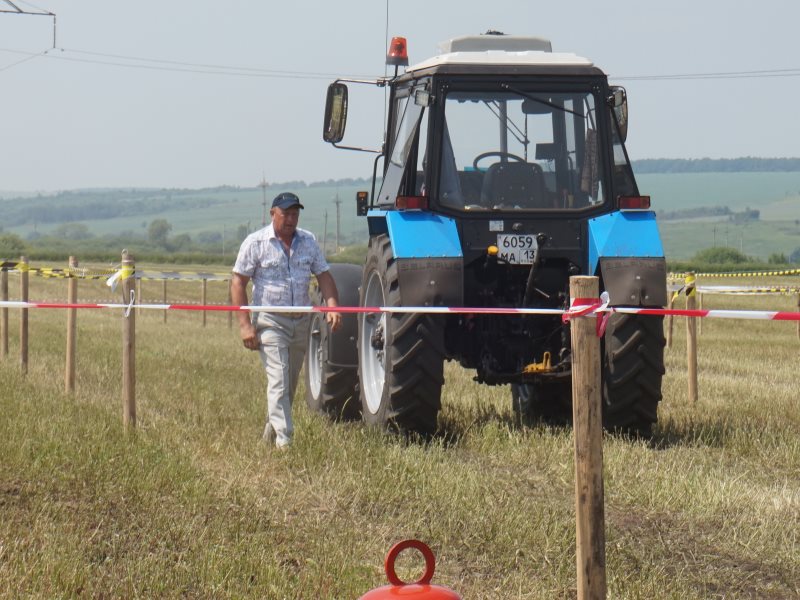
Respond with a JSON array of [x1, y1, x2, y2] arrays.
[[1, 0, 799, 192]]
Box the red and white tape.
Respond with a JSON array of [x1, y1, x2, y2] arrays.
[[1, 300, 799, 322]]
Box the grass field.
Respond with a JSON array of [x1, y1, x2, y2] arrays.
[[1, 273, 799, 598]]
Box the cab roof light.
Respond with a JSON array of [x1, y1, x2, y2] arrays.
[[618, 195, 651, 210], [386, 36, 409, 67], [395, 195, 427, 210]]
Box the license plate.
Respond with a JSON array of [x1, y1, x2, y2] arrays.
[[496, 234, 538, 264]]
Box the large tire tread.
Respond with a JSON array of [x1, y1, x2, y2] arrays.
[[602, 312, 666, 436], [359, 235, 444, 435]]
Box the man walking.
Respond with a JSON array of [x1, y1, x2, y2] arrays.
[[231, 192, 342, 449]]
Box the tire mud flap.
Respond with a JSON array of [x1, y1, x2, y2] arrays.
[[321, 263, 361, 368]]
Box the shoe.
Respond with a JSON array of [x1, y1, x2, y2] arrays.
[[262, 423, 276, 446]]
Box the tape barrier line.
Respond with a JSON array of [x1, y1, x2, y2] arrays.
[[669, 268, 800, 279], [1, 300, 798, 322], [669, 284, 800, 295], [0, 263, 230, 281], [696, 285, 800, 295]]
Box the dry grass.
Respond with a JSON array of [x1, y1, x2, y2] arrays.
[[0, 271, 798, 598]]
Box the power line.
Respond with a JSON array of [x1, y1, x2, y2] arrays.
[[2, 43, 800, 83], [614, 67, 800, 81], [0, 47, 46, 72], [0, 46, 377, 80]]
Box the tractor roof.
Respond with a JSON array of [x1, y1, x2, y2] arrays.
[[406, 34, 595, 75]]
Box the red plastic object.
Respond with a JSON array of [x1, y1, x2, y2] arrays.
[[386, 36, 409, 67], [359, 540, 461, 599]]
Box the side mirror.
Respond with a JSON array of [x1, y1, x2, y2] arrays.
[[323, 83, 349, 144], [609, 86, 628, 143]]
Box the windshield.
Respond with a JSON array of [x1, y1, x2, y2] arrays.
[[438, 89, 604, 211]]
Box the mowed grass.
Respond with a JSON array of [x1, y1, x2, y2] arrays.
[[1, 273, 798, 599]]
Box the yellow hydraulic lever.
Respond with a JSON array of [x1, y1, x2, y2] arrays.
[[522, 351, 553, 374]]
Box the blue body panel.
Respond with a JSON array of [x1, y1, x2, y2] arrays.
[[368, 210, 463, 259], [588, 211, 664, 273]]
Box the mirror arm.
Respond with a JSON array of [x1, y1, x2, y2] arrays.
[[331, 142, 382, 154]]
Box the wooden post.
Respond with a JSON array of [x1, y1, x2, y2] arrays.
[[201, 278, 208, 327], [20, 256, 28, 374], [227, 280, 233, 329], [666, 291, 674, 349], [1, 267, 8, 359], [162, 279, 168, 324], [65, 256, 78, 393], [569, 276, 607, 600], [121, 251, 136, 428], [686, 272, 698, 403]]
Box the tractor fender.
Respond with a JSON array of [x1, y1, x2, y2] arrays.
[[598, 257, 667, 307], [588, 211, 667, 306], [368, 210, 464, 307], [319, 263, 362, 368]]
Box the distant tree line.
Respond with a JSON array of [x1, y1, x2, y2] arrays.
[[632, 157, 800, 174], [0, 194, 221, 227], [656, 206, 760, 223]]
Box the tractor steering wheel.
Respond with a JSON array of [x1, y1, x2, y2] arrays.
[[472, 151, 526, 171]]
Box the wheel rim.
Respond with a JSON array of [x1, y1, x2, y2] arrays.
[[360, 269, 386, 415], [307, 313, 323, 399]]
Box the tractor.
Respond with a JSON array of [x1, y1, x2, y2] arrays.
[[304, 33, 666, 436]]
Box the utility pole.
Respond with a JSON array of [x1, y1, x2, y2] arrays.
[[259, 174, 269, 227], [332, 191, 342, 252], [322, 209, 329, 256]]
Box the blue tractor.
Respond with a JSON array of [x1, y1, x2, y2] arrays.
[[304, 33, 666, 436]]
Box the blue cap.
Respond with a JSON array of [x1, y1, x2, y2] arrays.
[[271, 192, 304, 210]]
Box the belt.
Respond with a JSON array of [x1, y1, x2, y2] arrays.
[[284, 312, 306, 319]]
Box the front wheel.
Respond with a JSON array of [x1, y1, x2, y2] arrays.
[[358, 235, 445, 435]]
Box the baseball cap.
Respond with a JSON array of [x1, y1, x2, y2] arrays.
[[272, 192, 304, 210]]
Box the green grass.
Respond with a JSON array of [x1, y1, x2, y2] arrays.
[[0, 275, 798, 598]]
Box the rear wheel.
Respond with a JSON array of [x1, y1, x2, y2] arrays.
[[511, 312, 665, 436], [303, 266, 361, 420], [358, 235, 445, 435], [602, 312, 665, 436]]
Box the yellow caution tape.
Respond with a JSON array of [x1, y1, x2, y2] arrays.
[[670, 268, 800, 279], [685, 273, 696, 297], [1, 262, 229, 281]]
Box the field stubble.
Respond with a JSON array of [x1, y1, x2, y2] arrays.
[[0, 274, 798, 598]]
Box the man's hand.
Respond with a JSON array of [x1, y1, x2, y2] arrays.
[[316, 270, 342, 334], [326, 311, 342, 333], [240, 321, 259, 351]]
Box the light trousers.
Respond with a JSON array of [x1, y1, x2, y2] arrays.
[[255, 312, 310, 447]]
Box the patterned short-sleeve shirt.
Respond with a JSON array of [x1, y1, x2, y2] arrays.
[[232, 224, 329, 306]]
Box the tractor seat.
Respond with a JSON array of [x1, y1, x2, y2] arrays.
[[480, 162, 546, 208]]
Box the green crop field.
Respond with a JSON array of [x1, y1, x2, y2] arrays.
[[3, 171, 800, 262], [0, 272, 798, 598]]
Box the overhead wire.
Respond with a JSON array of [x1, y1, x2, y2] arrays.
[[614, 67, 800, 81], [0, 47, 378, 80], [1, 43, 800, 83], [0, 47, 47, 72]]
